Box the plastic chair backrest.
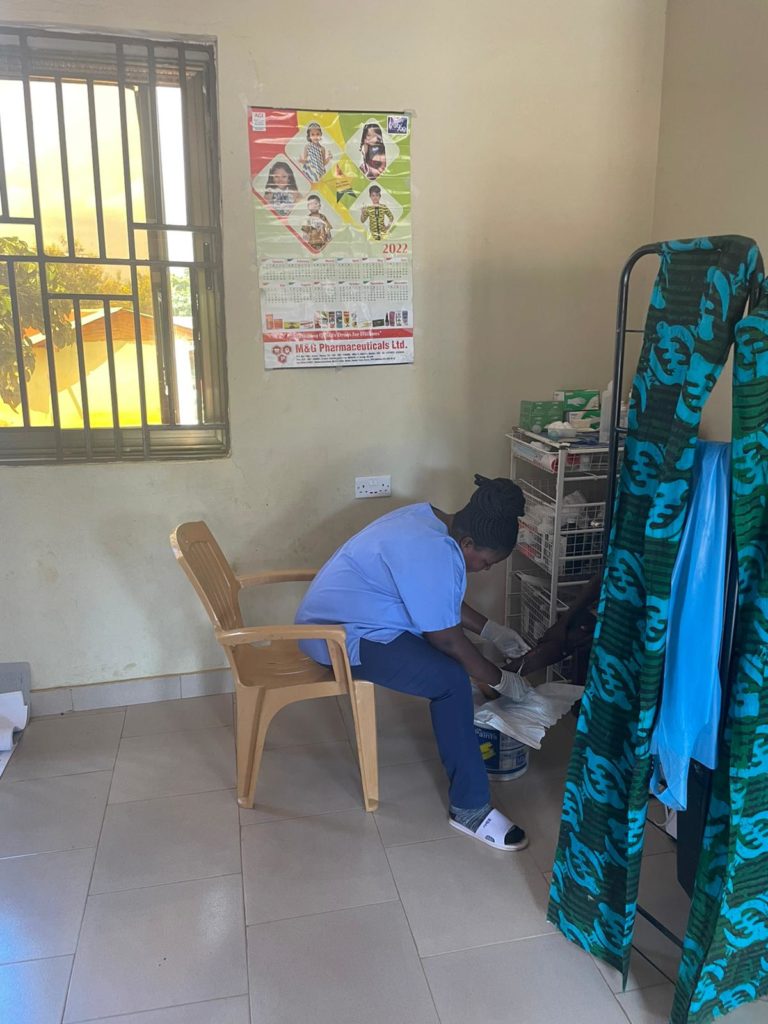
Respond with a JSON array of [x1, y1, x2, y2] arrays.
[[170, 521, 243, 631]]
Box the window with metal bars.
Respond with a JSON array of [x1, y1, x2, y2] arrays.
[[0, 28, 228, 463]]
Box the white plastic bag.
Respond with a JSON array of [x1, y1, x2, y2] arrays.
[[473, 683, 583, 749]]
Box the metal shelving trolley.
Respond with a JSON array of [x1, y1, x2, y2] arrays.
[[506, 428, 612, 681]]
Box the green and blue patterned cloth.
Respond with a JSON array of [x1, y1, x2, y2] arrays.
[[548, 236, 768, 1023]]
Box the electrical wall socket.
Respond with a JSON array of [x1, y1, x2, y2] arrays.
[[355, 475, 391, 499]]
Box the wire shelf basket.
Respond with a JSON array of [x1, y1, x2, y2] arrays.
[[518, 576, 573, 681], [508, 428, 613, 478], [519, 575, 567, 645], [518, 479, 606, 530], [515, 479, 604, 579], [517, 520, 603, 579]]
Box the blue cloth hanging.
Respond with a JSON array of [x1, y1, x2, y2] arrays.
[[649, 440, 731, 811]]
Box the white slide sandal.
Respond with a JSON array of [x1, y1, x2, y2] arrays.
[[449, 808, 529, 852]]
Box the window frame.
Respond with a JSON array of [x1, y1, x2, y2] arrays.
[[0, 25, 229, 465]]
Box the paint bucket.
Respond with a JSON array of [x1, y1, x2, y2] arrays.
[[474, 724, 529, 781]]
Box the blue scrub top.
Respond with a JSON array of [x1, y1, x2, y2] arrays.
[[296, 502, 467, 665]]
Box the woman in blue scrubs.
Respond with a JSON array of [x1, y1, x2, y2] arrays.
[[296, 475, 532, 851]]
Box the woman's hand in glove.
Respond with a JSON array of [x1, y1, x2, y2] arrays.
[[492, 669, 531, 702]]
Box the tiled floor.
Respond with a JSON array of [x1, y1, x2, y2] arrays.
[[1, 689, 766, 1023]]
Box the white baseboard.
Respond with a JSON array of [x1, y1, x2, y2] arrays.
[[30, 668, 234, 717]]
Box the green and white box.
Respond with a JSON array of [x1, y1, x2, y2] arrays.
[[519, 400, 564, 433], [568, 410, 600, 431], [553, 389, 600, 413]]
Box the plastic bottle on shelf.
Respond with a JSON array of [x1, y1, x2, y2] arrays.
[[599, 381, 613, 444], [620, 400, 629, 431]]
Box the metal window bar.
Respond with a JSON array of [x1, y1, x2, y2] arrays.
[[0, 253, 216, 269], [0, 27, 227, 464], [188, 52, 216, 230], [176, 46, 194, 228], [54, 78, 75, 259], [131, 222, 216, 233], [188, 263, 204, 423], [101, 300, 122, 457], [19, 34, 63, 458], [156, 271, 179, 427], [0, 109, 8, 218], [145, 46, 165, 227], [47, 292, 134, 301], [86, 79, 107, 261], [6, 261, 30, 427], [136, 49, 181, 429], [117, 40, 151, 458], [0, 26, 212, 48], [71, 298, 93, 459]]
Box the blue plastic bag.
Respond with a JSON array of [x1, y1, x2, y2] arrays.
[[649, 441, 730, 811]]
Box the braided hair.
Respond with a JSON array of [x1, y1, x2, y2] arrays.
[[453, 474, 525, 552]]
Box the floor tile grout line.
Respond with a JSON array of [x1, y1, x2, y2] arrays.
[[244, 896, 405, 933], [0, 843, 105, 863], [581, 937, 642, 1001], [419, 967, 445, 1024], [374, 814, 445, 1024], [494, 787, 680, 1000], [241, 802, 379, 829], [417, 927, 561, 960], [86, 870, 244, 899], [60, 717, 124, 1024], [381, 827, 559, 967], [244, 925, 254, 1024], [4, 769, 120, 785], [89, 865, 245, 898], [109, 784, 237, 807], [631, 943, 679, 986], [246, 895, 401, 930], [592, 959, 627, 1002], [118, 693, 233, 740], [120, 721, 235, 740], [4, 710, 125, 786], [31, 707, 127, 721], [613, 993, 635, 1023], [237, 812, 253, 1024], [375, 831, 494, 851], [610, 980, 682, 1021], [0, 768, 113, 788], [63, 990, 250, 1024], [111, 733, 366, 759], [0, 952, 75, 969], [100, 786, 239, 810]]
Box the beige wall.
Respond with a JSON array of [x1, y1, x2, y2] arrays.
[[652, 0, 768, 439], [1, 0, 667, 689]]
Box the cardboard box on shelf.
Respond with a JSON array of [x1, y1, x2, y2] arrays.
[[519, 400, 564, 433], [553, 389, 600, 413], [568, 410, 600, 431]]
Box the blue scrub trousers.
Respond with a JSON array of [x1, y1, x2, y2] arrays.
[[356, 633, 490, 811]]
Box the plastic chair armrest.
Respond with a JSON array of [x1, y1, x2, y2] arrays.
[[236, 570, 317, 588], [215, 624, 346, 647]]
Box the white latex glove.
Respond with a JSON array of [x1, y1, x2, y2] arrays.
[[493, 669, 531, 702], [480, 619, 530, 659]]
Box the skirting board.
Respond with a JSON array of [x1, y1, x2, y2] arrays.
[[29, 667, 234, 717]]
